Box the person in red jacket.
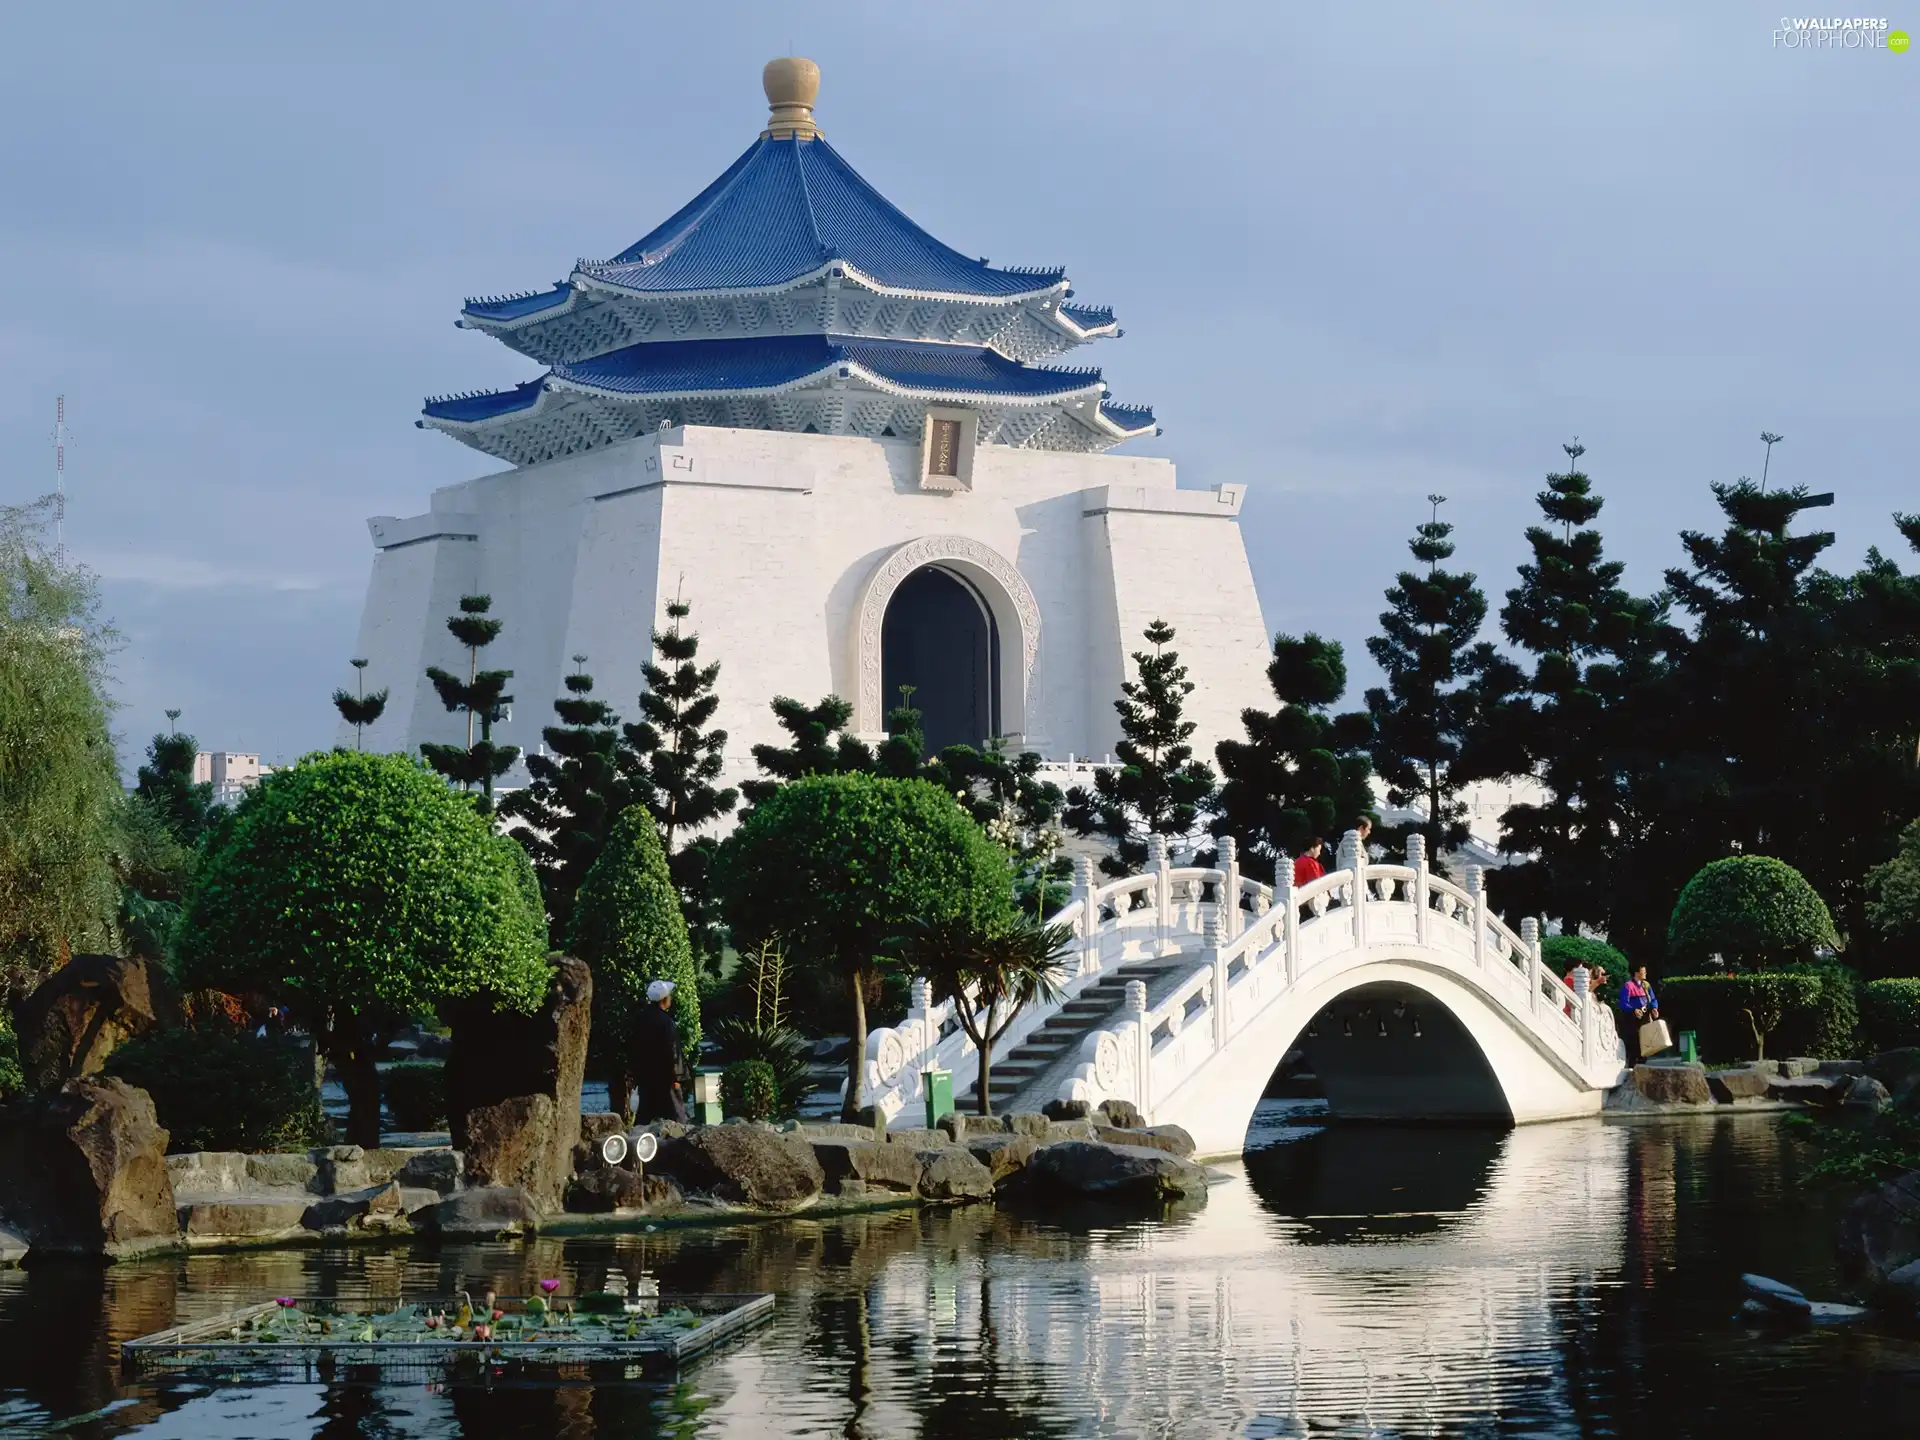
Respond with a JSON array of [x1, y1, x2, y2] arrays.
[[1292, 839, 1326, 888]]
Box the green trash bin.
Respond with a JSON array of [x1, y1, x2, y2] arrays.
[[1677, 1030, 1699, 1064], [692, 1070, 724, 1126], [924, 1068, 954, 1129]]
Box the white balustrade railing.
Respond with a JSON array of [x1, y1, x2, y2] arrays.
[[861, 830, 1625, 1125]]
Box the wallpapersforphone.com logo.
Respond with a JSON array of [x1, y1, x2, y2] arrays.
[[1773, 17, 1910, 49]]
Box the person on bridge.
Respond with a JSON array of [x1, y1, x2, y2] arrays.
[[1292, 839, 1326, 888], [1618, 966, 1659, 1065], [634, 979, 689, 1124]]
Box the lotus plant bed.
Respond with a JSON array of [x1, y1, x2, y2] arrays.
[[120, 1282, 774, 1377]]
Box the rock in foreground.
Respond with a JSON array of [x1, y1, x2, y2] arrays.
[[1019, 1140, 1209, 1205], [654, 1125, 824, 1210], [0, 1077, 178, 1258]]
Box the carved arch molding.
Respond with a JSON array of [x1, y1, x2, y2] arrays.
[[851, 535, 1041, 740]]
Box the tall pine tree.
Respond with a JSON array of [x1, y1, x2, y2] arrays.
[[1463, 444, 1675, 934], [134, 721, 213, 850], [331, 658, 388, 750], [619, 597, 738, 966], [1365, 497, 1495, 868], [420, 595, 519, 811], [739, 695, 877, 808], [1213, 633, 1374, 884], [1064, 619, 1217, 876], [499, 655, 630, 936]]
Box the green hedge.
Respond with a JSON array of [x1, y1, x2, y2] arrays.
[[382, 1060, 447, 1133], [721, 1059, 780, 1122], [0, 1015, 21, 1099], [1861, 979, 1920, 1052], [105, 1027, 329, 1153], [1660, 965, 1859, 1062], [1543, 935, 1629, 978]]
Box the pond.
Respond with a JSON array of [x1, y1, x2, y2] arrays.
[[2, 1105, 1916, 1437]]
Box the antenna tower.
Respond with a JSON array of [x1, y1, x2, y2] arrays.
[[51, 395, 71, 557]]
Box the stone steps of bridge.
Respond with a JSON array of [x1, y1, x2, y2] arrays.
[[962, 951, 1202, 1110]]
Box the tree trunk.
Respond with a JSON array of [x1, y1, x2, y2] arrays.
[[843, 966, 869, 1121], [608, 1069, 634, 1126], [975, 1000, 997, 1116], [335, 1015, 384, 1149]]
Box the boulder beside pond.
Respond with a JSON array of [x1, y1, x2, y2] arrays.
[[0, 1077, 179, 1258], [1837, 1168, 1920, 1286], [653, 1124, 824, 1210], [1018, 1140, 1209, 1205], [13, 955, 173, 1089], [1706, 1067, 1773, 1103], [914, 1147, 994, 1201], [1633, 1064, 1713, 1106], [419, 1184, 540, 1238]]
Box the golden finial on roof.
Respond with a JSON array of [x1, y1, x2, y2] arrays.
[[762, 57, 823, 140]]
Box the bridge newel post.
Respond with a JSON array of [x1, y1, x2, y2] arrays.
[[1218, 835, 1241, 941], [1146, 833, 1171, 948], [1204, 915, 1227, 1052], [1406, 833, 1429, 946], [1125, 979, 1150, 1114], [1521, 917, 1542, 1015], [1338, 829, 1366, 949], [1072, 855, 1097, 980], [1466, 866, 1487, 968], [1279, 856, 1298, 982], [1570, 964, 1591, 1062]]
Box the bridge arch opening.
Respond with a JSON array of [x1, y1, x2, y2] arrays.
[[880, 565, 1000, 753], [1284, 981, 1514, 1125]]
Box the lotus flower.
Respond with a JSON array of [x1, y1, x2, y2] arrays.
[[424, 1315, 441, 1330], [540, 1279, 561, 1294], [491, 1309, 505, 1322], [472, 1323, 492, 1342], [275, 1298, 297, 1308]]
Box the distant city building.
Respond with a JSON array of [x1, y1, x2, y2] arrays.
[[193, 751, 273, 806]]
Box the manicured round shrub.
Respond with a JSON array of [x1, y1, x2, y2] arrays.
[[382, 1060, 447, 1132], [1543, 935, 1629, 978], [1861, 978, 1920, 1052], [1667, 856, 1839, 971], [105, 1027, 329, 1153], [1659, 964, 1858, 1062], [721, 1058, 780, 1122]]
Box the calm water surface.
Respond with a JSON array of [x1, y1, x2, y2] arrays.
[[2, 1106, 1915, 1438]]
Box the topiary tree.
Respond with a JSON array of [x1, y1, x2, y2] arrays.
[[716, 773, 1014, 1118], [175, 751, 551, 1146], [1862, 978, 1920, 1051], [1865, 819, 1920, 948], [1668, 855, 1840, 972], [567, 806, 698, 1124]]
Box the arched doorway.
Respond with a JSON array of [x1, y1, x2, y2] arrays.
[[880, 565, 1000, 754]]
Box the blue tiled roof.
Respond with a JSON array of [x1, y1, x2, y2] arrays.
[[423, 335, 1106, 424], [1061, 302, 1116, 332], [575, 137, 1065, 298], [464, 285, 573, 323], [1099, 401, 1156, 433]]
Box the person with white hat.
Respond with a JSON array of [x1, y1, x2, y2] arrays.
[[634, 978, 688, 1123]]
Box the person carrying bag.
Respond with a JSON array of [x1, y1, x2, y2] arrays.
[[1618, 966, 1668, 1062]]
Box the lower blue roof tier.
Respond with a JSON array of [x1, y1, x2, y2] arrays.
[[424, 334, 1117, 423]]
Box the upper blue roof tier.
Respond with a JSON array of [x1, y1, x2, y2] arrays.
[[423, 334, 1115, 424], [579, 136, 1063, 298]]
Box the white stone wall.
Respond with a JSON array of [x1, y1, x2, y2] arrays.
[[344, 425, 1272, 820]]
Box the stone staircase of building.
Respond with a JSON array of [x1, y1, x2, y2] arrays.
[[958, 953, 1193, 1114]]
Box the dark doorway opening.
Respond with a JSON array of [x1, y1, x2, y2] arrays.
[[881, 565, 999, 755]]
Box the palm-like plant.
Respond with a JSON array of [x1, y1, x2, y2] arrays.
[[896, 914, 1075, 1115]]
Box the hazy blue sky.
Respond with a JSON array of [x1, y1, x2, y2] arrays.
[[0, 2, 1912, 772]]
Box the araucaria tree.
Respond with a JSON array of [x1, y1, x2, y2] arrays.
[[739, 695, 877, 808], [176, 751, 551, 1146], [500, 657, 629, 937], [717, 773, 1013, 1118], [135, 721, 214, 850], [1065, 619, 1218, 875], [567, 806, 698, 1124], [420, 595, 519, 811], [1366, 497, 1494, 867], [620, 598, 737, 964], [1212, 633, 1374, 884], [896, 912, 1073, 1115], [332, 658, 389, 750], [1463, 445, 1672, 932]]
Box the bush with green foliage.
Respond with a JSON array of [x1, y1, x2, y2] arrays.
[[105, 1027, 329, 1153], [176, 750, 551, 1146], [1866, 821, 1920, 946], [708, 938, 812, 1114], [0, 1014, 22, 1099], [1542, 935, 1629, 979], [717, 773, 1014, 1117], [721, 1058, 780, 1122], [1660, 965, 1857, 1061], [568, 806, 698, 1123], [1860, 978, 1920, 1052], [382, 1060, 447, 1132], [1667, 856, 1839, 971]]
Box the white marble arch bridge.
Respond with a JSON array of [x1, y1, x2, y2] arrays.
[[865, 831, 1628, 1158]]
